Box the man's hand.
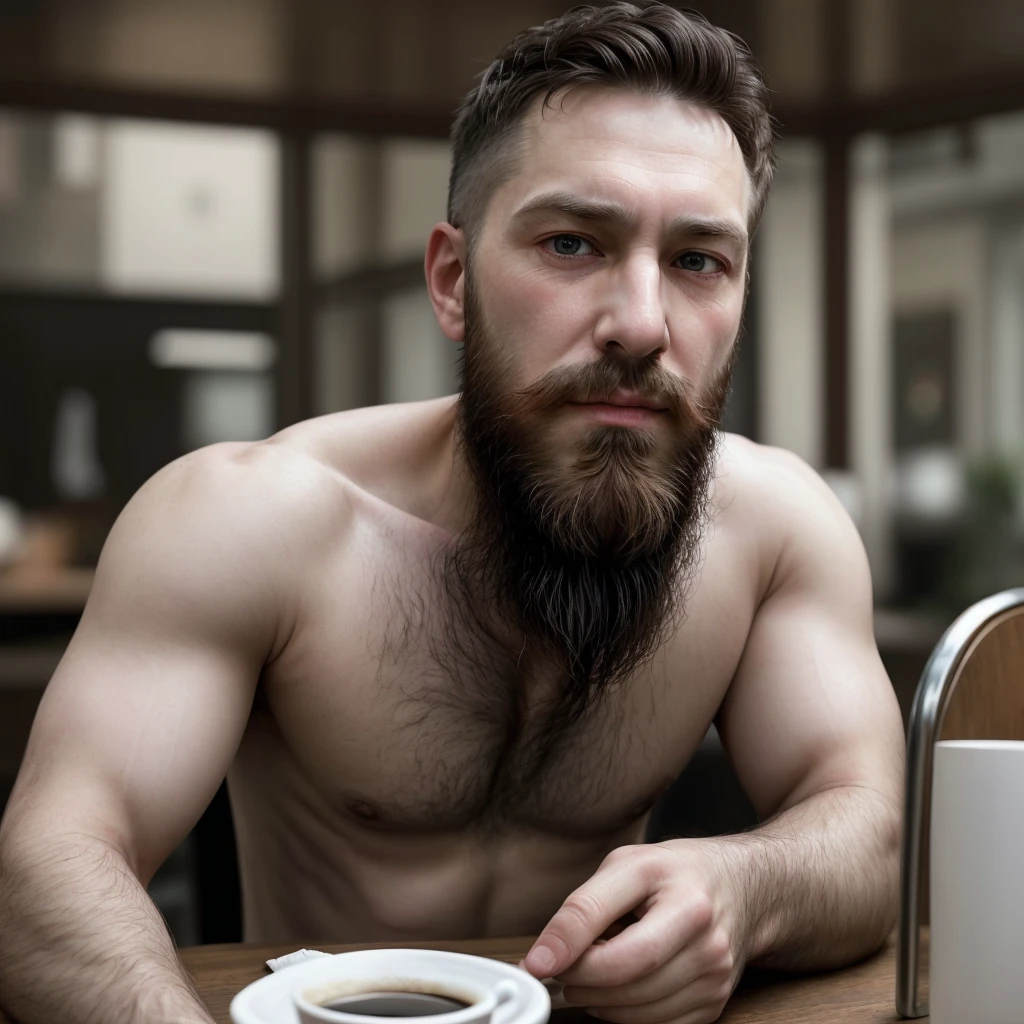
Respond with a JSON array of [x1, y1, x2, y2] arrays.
[[524, 842, 745, 1024]]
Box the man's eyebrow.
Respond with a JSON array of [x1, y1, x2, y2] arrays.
[[669, 215, 749, 252], [513, 190, 633, 225], [512, 190, 748, 251]]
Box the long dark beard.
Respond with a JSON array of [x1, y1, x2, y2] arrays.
[[442, 277, 736, 748]]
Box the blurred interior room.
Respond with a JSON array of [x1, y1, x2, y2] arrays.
[[2, 0, 1023, 947]]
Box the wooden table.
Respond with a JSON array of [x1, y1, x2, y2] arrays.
[[178, 936, 923, 1024]]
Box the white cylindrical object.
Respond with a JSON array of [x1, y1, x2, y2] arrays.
[[930, 740, 1024, 1024]]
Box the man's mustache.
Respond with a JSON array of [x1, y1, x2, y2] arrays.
[[504, 357, 716, 430]]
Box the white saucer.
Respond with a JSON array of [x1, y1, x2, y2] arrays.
[[229, 949, 552, 1024]]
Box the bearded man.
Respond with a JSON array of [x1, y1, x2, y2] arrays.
[[0, 4, 904, 1024]]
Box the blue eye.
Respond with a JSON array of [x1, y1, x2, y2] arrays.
[[544, 234, 596, 257], [677, 251, 723, 274]]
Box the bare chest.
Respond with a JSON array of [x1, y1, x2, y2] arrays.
[[260, 546, 753, 837], [261, 666, 700, 838]]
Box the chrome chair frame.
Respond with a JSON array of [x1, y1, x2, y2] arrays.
[[896, 586, 1024, 1018]]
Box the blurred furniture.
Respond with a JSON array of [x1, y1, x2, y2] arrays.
[[0, 290, 277, 528], [897, 586, 1024, 1018]]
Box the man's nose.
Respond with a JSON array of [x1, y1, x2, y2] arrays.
[[594, 256, 669, 360]]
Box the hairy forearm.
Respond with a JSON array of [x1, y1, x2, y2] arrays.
[[0, 832, 213, 1024], [676, 785, 900, 972]]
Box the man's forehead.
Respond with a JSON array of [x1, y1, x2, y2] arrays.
[[499, 86, 750, 228]]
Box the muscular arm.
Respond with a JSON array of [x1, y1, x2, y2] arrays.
[[0, 836, 210, 1024], [0, 443, 319, 1024], [710, 449, 904, 970]]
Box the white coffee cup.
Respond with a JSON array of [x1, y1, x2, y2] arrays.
[[930, 740, 1024, 1024], [292, 949, 531, 1024]]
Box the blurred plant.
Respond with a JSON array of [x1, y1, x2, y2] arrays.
[[937, 452, 1024, 612]]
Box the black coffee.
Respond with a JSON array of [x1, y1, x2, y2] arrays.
[[322, 992, 474, 1017]]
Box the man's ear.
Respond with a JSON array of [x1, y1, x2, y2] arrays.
[[425, 222, 468, 342]]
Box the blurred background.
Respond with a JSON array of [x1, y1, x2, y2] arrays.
[[1, 0, 1023, 946]]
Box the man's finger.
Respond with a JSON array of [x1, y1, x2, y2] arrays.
[[555, 894, 713, 987], [524, 857, 650, 978], [560, 940, 708, 1006]]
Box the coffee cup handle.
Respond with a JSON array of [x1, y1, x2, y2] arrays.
[[491, 979, 523, 1024]]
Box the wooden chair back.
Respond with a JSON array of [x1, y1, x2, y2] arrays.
[[896, 588, 1024, 1019], [937, 606, 1024, 740]]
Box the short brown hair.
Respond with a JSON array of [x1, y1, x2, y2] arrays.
[[448, 1, 776, 239]]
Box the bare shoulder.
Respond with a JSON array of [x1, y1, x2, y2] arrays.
[[716, 433, 843, 513], [116, 433, 354, 558], [121, 393, 457, 545], [713, 433, 867, 594], [88, 435, 360, 660], [269, 396, 458, 517]]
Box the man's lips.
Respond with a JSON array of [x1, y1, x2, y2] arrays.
[[568, 391, 668, 412], [565, 394, 667, 427]]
